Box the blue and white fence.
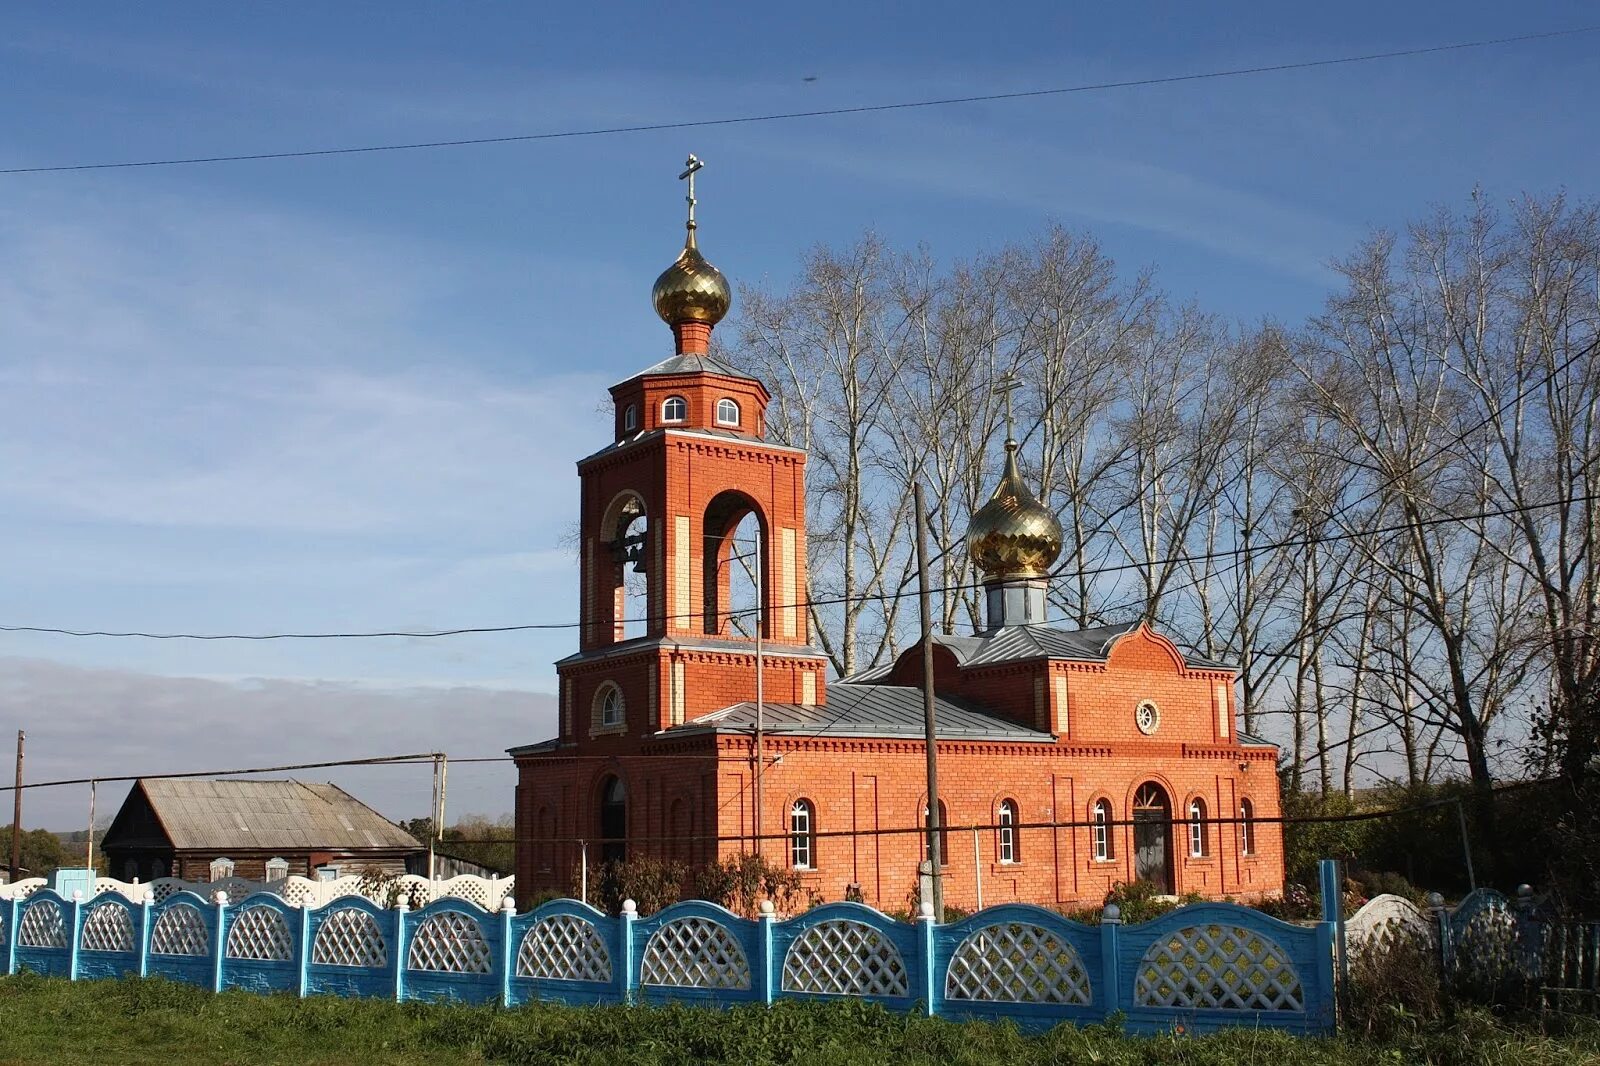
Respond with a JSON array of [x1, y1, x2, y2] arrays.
[[0, 886, 1337, 1034]]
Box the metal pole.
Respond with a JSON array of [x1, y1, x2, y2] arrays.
[[913, 482, 944, 921], [753, 536, 764, 859], [580, 840, 589, 905], [86, 779, 97, 875], [9, 731, 22, 883], [428, 757, 438, 880], [972, 827, 983, 911], [1455, 799, 1477, 891]]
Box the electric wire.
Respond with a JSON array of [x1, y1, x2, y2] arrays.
[[3, 26, 1595, 176]]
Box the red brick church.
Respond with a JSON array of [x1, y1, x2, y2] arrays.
[[511, 164, 1284, 911]]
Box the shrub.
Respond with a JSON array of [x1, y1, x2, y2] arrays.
[[1060, 881, 1204, 925], [688, 852, 820, 917], [577, 857, 687, 915], [1344, 926, 1443, 1038]]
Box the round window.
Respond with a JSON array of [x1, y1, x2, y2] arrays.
[[1135, 700, 1160, 735]]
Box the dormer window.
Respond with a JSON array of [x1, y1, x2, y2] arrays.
[[622, 403, 638, 432], [716, 398, 740, 427], [662, 396, 687, 423]]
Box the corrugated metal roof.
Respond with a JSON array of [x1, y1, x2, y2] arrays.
[[661, 683, 1054, 743], [136, 779, 422, 852], [842, 621, 1236, 681], [625, 353, 757, 383]]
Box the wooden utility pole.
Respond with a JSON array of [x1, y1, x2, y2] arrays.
[[913, 483, 944, 921], [9, 730, 21, 883]]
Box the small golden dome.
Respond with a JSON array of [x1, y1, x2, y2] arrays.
[[652, 231, 731, 327], [968, 440, 1063, 581]]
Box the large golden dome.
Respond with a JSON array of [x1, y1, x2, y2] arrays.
[[967, 440, 1063, 581], [652, 230, 731, 327]]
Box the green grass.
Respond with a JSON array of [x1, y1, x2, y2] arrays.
[[0, 974, 1596, 1066]]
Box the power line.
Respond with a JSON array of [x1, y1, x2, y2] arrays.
[[4, 26, 1596, 176], [5, 486, 1595, 642]]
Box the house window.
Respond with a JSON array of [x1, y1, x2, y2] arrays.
[[662, 396, 687, 423], [209, 857, 235, 881], [1240, 798, 1255, 856], [789, 800, 815, 870], [998, 800, 1018, 864], [622, 403, 638, 432], [1092, 800, 1114, 862], [1189, 799, 1208, 857], [923, 802, 950, 866], [596, 684, 624, 730], [716, 398, 740, 426], [265, 857, 290, 881]]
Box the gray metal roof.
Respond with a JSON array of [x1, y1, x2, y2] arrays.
[[135, 778, 422, 852], [626, 352, 757, 383], [1235, 730, 1279, 749], [843, 621, 1235, 681], [556, 633, 828, 668], [661, 683, 1054, 743]]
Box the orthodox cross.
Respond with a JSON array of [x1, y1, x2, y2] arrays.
[[994, 372, 1023, 442], [679, 154, 704, 232]]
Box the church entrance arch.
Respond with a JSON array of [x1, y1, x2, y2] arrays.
[[598, 775, 628, 864], [1132, 782, 1173, 894], [702, 490, 768, 638]]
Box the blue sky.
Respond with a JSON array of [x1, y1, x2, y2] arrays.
[[2, 2, 1596, 829]]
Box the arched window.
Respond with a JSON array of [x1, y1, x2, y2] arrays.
[[1188, 798, 1208, 857], [1092, 800, 1114, 862], [716, 397, 740, 426], [923, 802, 950, 866], [622, 403, 638, 432], [997, 800, 1018, 864], [661, 395, 687, 423], [209, 857, 235, 881], [1240, 798, 1255, 856], [789, 799, 815, 870], [265, 857, 290, 882], [594, 683, 624, 731]]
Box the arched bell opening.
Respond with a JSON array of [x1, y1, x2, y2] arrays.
[[702, 489, 769, 639], [598, 492, 650, 643]]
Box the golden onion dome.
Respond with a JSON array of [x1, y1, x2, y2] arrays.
[[967, 440, 1063, 581], [652, 230, 731, 327]]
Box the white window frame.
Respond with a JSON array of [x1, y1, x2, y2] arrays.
[[1188, 799, 1207, 857], [997, 800, 1017, 864], [789, 800, 814, 870], [209, 857, 235, 881], [661, 396, 687, 423], [1240, 798, 1255, 856], [1092, 800, 1112, 862], [264, 857, 290, 881], [599, 685, 624, 728], [715, 397, 740, 426], [622, 403, 638, 432]]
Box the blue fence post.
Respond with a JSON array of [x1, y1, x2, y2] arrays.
[[1319, 858, 1348, 992], [393, 901, 409, 1002], [757, 900, 776, 1005], [4, 896, 18, 975], [67, 891, 84, 981], [1428, 892, 1452, 972], [500, 897, 516, 1007], [295, 901, 311, 998], [917, 901, 937, 1017], [137, 891, 152, 978], [213, 892, 229, 993], [619, 899, 638, 1004], [1099, 903, 1122, 1020]]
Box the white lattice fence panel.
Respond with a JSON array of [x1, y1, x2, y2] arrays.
[[1346, 895, 1435, 957], [19, 900, 65, 948], [80, 902, 135, 953], [148, 879, 188, 904], [782, 919, 908, 998], [1135, 924, 1303, 1011], [150, 903, 210, 956], [0, 878, 46, 901], [946, 923, 1091, 1004], [640, 917, 751, 990], [226, 906, 293, 961], [93, 878, 144, 902], [407, 912, 492, 974], [436, 875, 515, 911], [311, 908, 387, 968], [517, 915, 612, 982]]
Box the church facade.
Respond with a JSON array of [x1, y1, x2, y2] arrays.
[[510, 165, 1284, 911]]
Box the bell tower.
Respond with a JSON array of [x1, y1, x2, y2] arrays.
[[556, 156, 827, 749]]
